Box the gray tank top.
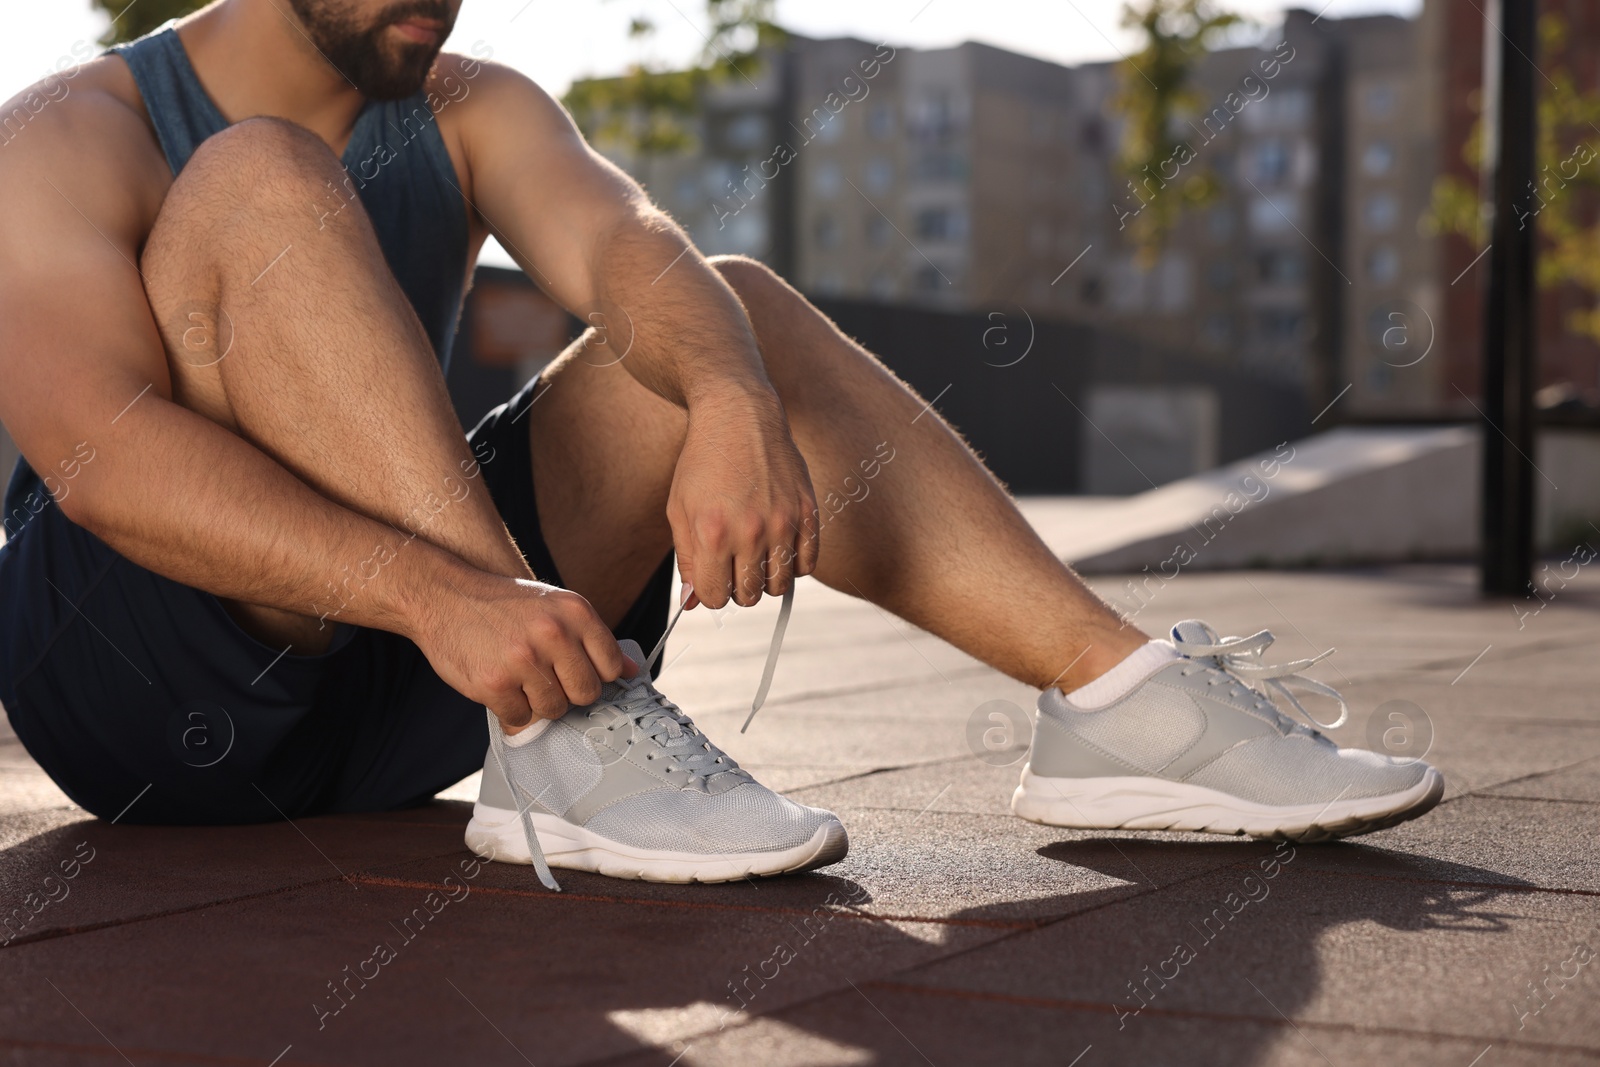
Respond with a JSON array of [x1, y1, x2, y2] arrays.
[[112, 24, 470, 369]]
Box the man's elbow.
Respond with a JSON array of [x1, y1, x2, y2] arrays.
[[53, 482, 100, 532]]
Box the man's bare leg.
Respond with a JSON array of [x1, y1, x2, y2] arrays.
[[527, 257, 1144, 693], [139, 118, 534, 654], [143, 120, 1133, 691]]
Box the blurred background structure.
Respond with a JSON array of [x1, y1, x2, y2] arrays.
[[4, 0, 1599, 570]]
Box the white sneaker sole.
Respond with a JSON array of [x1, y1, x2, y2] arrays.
[[1010, 763, 1445, 842], [464, 802, 850, 884]]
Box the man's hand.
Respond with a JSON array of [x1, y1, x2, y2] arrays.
[[668, 389, 820, 610], [410, 571, 637, 728]]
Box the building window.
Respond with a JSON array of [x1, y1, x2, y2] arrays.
[[1247, 88, 1312, 130], [1366, 307, 1399, 347], [865, 157, 895, 195], [811, 160, 843, 198], [1256, 248, 1305, 284], [914, 264, 947, 292], [1364, 192, 1398, 232], [813, 270, 846, 295], [1362, 140, 1394, 177], [915, 207, 966, 241], [869, 272, 897, 299], [1252, 139, 1290, 184], [909, 91, 960, 139], [723, 113, 769, 151], [1367, 245, 1399, 284], [814, 214, 841, 250], [1276, 89, 1312, 125], [1258, 309, 1305, 345], [1365, 84, 1396, 120], [1108, 258, 1148, 312], [867, 103, 895, 140], [866, 215, 891, 248], [704, 160, 741, 197], [913, 152, 965, 182], [1249, 193, 1300, 234]]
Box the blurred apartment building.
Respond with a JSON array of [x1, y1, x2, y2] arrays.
[[576, 3, 1598, 429]]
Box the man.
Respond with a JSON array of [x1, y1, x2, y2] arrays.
[[0, 0, 1442, 887]]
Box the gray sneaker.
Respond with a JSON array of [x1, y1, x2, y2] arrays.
[[1012, 620, 1444, 842], [466, 639, 848, 884]]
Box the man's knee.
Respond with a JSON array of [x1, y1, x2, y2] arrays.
[[706, 254, 879, 386], [190, 117, 342, 194], [708, 254, 797, 317], [153, 117, 347, 244]]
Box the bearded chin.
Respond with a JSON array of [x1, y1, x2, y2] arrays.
[[285, 0, 444, 101], [324, 34, 439, 100]]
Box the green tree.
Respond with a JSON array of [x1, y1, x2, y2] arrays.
[[562, 0, 784, 156], [91, 0, 207, 45], [1112, 0, 1244, 262], [1426, 16, 1600, 345]]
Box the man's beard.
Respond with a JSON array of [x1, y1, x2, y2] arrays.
[[285, 0, 453, 100]]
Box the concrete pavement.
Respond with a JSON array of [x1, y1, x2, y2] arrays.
[[1, 551, 1598, 1065]]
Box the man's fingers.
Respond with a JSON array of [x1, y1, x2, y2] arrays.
[[733, 545, 768, 607], [489, 691, 536, 732], [549, 631, 605, 707], [764, 538, 797, 595], [580, 623, 631, 681], [795, 505, 821, 577], [694, 544, 735, 610], [521, 671, 570, 720]]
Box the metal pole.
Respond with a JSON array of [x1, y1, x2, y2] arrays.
[[1480, 0, 1538, 596]]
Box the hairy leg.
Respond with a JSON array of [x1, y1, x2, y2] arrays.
[[713, 258, 1145, 689], [140, 118, 531, 652], [526, 256, 1143, 692]]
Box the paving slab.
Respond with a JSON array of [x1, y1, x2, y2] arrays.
[[1483, 757, 1600, 803], [612, 981, 1600, 1067], [1, 562, 1597, 1065]]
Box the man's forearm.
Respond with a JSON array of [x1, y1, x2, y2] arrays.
[[61, 394, 489, 638], [591, 213, 780, 414]]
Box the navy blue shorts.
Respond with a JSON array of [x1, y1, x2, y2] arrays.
[[0, 376, 674, 825]]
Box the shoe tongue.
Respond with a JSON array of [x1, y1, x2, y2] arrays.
[[1170, 619, 1219, 647]]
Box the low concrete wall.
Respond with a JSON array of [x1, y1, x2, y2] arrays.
[[1025, 425, 1600, 573]]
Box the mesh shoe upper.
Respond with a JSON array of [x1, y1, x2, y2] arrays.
[[487, 640, 837, 856], [1032, 621, 1431, 805]]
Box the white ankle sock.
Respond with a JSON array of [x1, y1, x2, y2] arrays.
[[500, 719, 550, 748], [1063, 640, 1181, 711]]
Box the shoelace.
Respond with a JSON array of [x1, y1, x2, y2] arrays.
[[603, 672, 751, 785], [484, 583, 795, 892], [1171, 625, 1349, 734]]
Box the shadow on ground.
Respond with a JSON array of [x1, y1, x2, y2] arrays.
[[0, 802, 1551, 1067]]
